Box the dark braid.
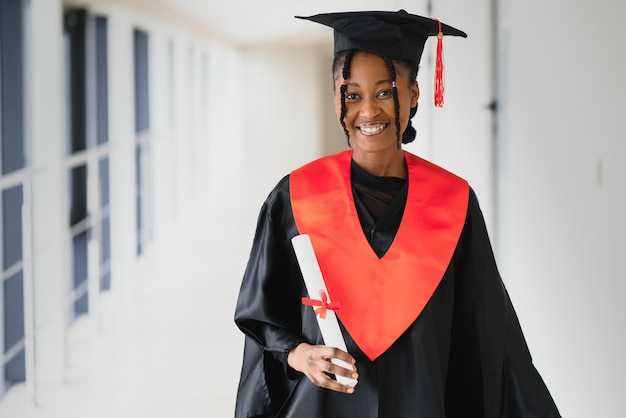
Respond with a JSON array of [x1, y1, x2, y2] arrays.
[[338, 50, 355, 147], [382, 57, 402, 149]]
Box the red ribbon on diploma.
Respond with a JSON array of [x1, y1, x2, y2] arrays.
[[302, 290, 341, 319]]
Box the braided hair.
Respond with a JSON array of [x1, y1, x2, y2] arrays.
[[334, 50, 355, 147], [333, 51, 418, 147]]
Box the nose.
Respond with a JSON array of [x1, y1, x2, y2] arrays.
[[359, 95, 382, 119]]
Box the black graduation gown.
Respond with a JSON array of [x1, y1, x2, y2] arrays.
[[234, 169, 560, 418]]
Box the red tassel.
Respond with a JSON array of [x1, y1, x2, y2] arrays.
[[434, 19, 445, 107]]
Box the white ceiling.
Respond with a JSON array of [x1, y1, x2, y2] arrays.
[[162, 0, 408, 46]]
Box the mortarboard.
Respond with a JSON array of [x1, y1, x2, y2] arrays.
[[296, 10, 467, 106]]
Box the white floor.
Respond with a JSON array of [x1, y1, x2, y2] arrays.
[[0, 191, 258, 418]]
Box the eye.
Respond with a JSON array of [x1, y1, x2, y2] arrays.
[[377, 89, 393, 98], [345, 92, 360, 101]]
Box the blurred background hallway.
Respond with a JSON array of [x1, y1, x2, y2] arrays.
[[0, 0, 624, 417], [0, 193, 249, 417]]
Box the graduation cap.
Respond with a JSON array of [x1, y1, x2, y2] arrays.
[[296, 10, 467, 107]]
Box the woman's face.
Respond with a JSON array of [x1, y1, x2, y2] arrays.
[[334, 52, 419, 156]]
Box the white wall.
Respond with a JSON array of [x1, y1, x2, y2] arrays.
[[204, 44, 245, 198], [29, 0, 67, 387], [498, 1, 626, 416], [105, 5, 139, 299], [239, 43, 329, 205]]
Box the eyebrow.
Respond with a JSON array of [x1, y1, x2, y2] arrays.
[[346, 79, 392, 88]]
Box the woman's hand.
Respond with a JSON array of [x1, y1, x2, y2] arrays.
[[287, 342, 358, 394]]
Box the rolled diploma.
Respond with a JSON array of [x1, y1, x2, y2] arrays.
[[291, 234, 358, 387]]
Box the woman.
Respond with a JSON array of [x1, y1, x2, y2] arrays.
[[234, 10, 560, 418]]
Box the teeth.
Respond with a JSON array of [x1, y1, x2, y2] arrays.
[[359, 124, 386, 135]]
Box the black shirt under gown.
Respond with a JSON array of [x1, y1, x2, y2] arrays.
[[234, 162, 560, 418]]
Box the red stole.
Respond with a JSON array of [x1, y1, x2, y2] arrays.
[[290, 150, 469, 360]]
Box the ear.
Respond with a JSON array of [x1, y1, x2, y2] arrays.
[[411, 81, 420, 108]]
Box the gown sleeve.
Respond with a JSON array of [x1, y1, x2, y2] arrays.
[[234, 176, 306, 418], [445, 188, 561, 417]]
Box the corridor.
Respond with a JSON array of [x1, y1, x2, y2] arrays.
[[0, 191, 254, 417]]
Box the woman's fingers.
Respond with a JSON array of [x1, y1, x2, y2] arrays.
[[288, 343, 358, 393]]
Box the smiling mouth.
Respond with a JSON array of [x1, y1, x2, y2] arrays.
[[357, 123, 388, 136]]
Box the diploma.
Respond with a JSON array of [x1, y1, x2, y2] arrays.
[[291, 234, 358, 387]]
